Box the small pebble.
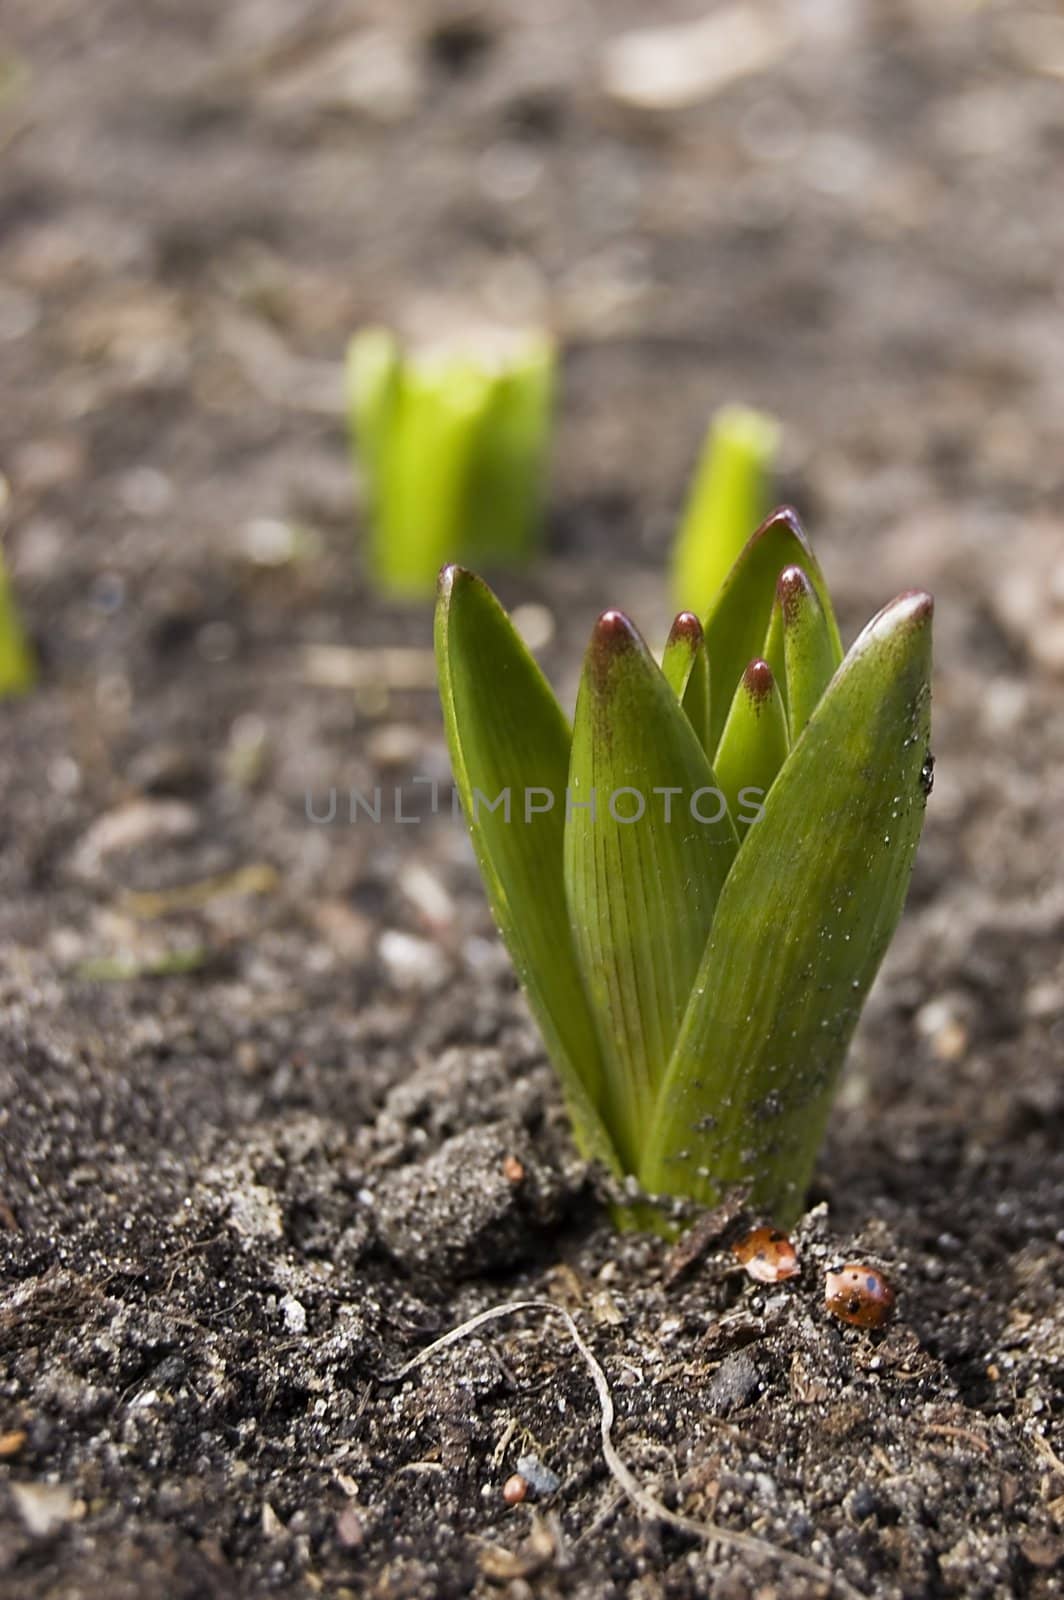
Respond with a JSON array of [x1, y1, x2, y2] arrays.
[[10, 1482, 76, 1537], [241, 517, 297, 567], [117, 466, 173, 516], [367, 723, 423, 769], [280, 1294, 307, 1335], [706, 1349, 763, 1416], [378, 929, 449, 992], [515, 1453, 560, 1495], [397, 863, 454, 930], [335, 1504, 365, 1548], [603, 5, 786, 111]]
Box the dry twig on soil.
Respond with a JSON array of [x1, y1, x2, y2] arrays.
[[387, 1297, 864, 1599]]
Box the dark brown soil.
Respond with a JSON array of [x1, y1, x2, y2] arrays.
[[2, 2, 1063, 1596]]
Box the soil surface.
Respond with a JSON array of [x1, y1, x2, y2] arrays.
[[2, 1, 1064, 1596]]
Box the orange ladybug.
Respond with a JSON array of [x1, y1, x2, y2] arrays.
[[732, 1225, 799, 1284], [824, 1263, 895, 1329]]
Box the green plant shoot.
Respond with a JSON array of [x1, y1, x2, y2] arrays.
[[0, 549, 36, 696], [671, 404, 779, 620], [347, 328, 555, 598], [436, 507, 932, 1227]]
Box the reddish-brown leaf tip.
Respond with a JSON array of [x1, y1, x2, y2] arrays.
[[720, 507, 814, 592], [851, 590, 934, 660], [667, 611, 704, 647], [776, 563, 815, 623], [593, 609, 640, 647], [753, 504, 808, 548], [588, 609, 642, 691], [741, 657, 776, 704]]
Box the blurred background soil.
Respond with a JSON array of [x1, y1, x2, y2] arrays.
[[1, 1, 1063, 1595]]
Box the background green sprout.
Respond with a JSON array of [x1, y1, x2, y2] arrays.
[[346, 327, 554, 598], [436, 509, 932, 1227], [0, 549, 36, 698], [671, 403, 779, 620]]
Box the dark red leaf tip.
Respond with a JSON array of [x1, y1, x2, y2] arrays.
[[742, 658, 776, 704], [666, 611, 704, 648], [776, 564, 814, 624], [594, 609, 639, 646], [754, 504, 807, 547], [588, 609, 641, 686]]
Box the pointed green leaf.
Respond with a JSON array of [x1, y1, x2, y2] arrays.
[[661, 611, 701, 699], [661, 612, 711, 752], [435, 567, 620, 1173], [714, 659, 789, 838], [642, 592, 933, 1222], [761, 593, 786, 701], [564, 611, 738, 1172], [682, 662, 712, 756], [774, 565, 838, 740], [671, 405, 779, 617], [704, 507, 843, 754]]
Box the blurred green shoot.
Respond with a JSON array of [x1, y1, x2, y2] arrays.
[[346, 328, 554, 598], [0, 548, 35, 697], [436, 508, 932, 1228], [671, 404, 779, 618]]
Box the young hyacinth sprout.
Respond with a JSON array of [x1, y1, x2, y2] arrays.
[[670, 403, 779, 619], [0, 548, 35, 697], [346, 327, 555, 598], [436, 508, 933, 1228]]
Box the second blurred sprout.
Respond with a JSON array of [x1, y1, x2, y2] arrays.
[[346, 328, 555, 598], [0, 549, 35, 697], [671, 404, 779, 619]]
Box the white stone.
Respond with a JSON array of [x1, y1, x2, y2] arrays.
[[603, 6, 788, 112]]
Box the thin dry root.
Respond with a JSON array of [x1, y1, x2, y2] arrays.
[[387, 1298, 864, 1600]]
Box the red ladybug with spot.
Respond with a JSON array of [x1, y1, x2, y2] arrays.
[[732, 1225, 800, 1284], [824, 1263, 895, 1328]]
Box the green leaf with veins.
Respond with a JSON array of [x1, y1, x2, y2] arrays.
[[641, 591, 932, 1222], [713, 659, 789, 838], [703, 508, 842, 754], [772, 565, 839, 741], [661, 611, 712, 752], [435, 565, 620, 1174], [564, 610, 737, 1171]]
